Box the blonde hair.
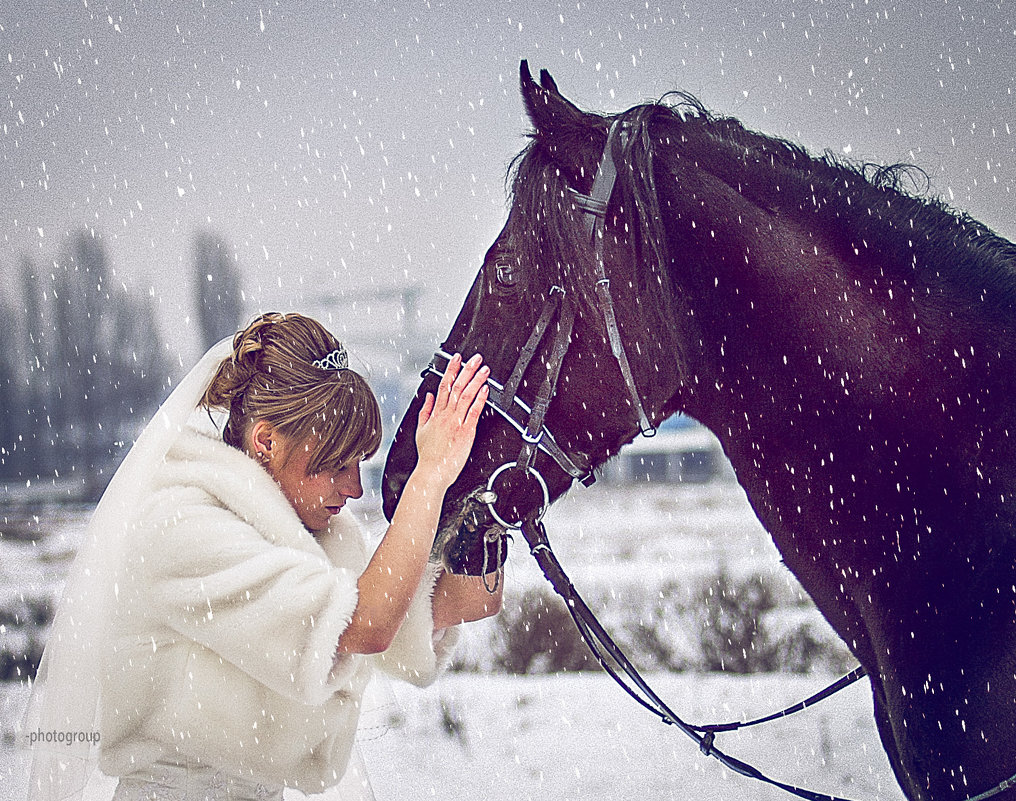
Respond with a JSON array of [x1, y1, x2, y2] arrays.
[[201, 313, 382, 473]]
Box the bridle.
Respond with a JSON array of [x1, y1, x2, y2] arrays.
[[426, 117, 1016, 801], [425, 119, 656, 529]]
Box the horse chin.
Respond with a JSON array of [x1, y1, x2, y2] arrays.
[[433, 484, 505, 560]]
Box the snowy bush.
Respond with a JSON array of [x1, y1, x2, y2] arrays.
[[451, 569, 855, 676], [490, 588, 597, 674], [693, 568, 778, 673]]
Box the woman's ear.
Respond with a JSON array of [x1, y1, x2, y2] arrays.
[[248, 419, 276, 464]]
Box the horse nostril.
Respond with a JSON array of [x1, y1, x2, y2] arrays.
[[381, 469, 410, 522]]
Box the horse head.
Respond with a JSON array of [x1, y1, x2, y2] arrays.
[[381, 61, 683, 549]]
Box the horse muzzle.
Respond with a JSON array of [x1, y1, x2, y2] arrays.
[[435, 485, 511, 576]]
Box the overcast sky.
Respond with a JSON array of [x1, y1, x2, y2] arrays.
[[3, 0, 1014, 368]]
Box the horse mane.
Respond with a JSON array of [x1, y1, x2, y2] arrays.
[[506, 91, 1016, 333], [645, 95, 1016, 315]]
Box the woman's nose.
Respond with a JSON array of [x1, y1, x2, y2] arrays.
[[337, 465, 364, 499]]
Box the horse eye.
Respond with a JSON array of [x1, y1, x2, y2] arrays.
[[493, 254, 521, 289]]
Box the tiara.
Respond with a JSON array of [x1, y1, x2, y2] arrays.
[[312, 347, 349, 371]]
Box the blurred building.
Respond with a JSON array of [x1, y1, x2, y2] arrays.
[[597, 415, 736, 486]]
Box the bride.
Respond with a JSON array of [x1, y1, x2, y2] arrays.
[[18, 312, 503, 800]]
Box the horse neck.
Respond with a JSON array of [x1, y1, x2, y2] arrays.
[[665, 175, 1016, 560]]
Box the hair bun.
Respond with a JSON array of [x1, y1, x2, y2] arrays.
[[231, 313, 284, 363], [202, 313, 283, 410]]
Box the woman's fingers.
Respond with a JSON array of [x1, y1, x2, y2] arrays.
[[449, 353, 481, 406], [435, 353, 461, 410], [414, 353, 488, 486], [459, 361, 489, 413], [420, 351, 486, 436], [418, 392, 435, 426], [465, 383, 489, 426]]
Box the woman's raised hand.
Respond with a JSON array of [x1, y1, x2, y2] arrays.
[[415, 353, 489, 490]]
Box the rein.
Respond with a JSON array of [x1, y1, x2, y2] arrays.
[[520, 510, 1016, 801], [519, 512, 867, 801]]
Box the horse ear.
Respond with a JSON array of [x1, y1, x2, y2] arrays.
[[520, 60, 588, 138], [538, 68, 559, 94]]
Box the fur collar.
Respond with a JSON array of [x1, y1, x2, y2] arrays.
[[154, 415, 366, 565]]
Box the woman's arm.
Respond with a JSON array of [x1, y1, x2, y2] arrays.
[[432, 569, 503, 630], [337, 353, 489, 655], [336, 469, 444, 654]]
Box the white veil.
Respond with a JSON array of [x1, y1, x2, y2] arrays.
[[16, 336, 234, 801]]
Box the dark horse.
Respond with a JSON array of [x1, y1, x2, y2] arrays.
[[382, 62, 1016, 801]]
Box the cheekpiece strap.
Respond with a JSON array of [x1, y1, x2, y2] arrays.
[[313, 348, 349, 371]]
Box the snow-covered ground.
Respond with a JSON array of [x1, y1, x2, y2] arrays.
[[1, 480, 906, 799], [362, 669, 905, 801], [1, 671, 904, 801]]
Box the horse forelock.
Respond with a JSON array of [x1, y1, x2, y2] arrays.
[[505, 105, 685, 350], [504, 136, 607, 313]]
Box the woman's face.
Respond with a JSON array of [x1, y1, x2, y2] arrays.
[[267, 434, 364, 533]]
